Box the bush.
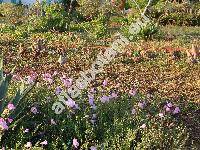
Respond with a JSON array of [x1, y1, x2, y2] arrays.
[[121, 20, 159, 41], [70, 14, 108, 39], [28, 3, 70, 32], [150, 1, 200, 26]]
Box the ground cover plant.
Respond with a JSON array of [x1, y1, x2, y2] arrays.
[[0, 0, 200, 149]]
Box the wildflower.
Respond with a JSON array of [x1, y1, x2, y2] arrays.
[[158, 113, 164, 118], [164, 103, 172, 112], [138, 101, 145, 109], [167, 102, 173, 108], [26, 72, 37, 84], [129, 89, 137, 96], [7, 103, 15, 110], [24, 128, 29, 133], [66, 98, 76, 108], [110, 92, 118, 99], [42, 73, 53, 84], [103, 79, 108, 87], [51, 119, 57, 125], [131, 108, 136, 114], [90, 146, 97, 150], [140, 124, 146, 129], [26, 76, 34, 84], [61, 77, 73, 87], [173, 107, 180, 114], [73, 138, 79, 148], [0, 118, 8, 130], [25, 142, 32, 148], [90, 88, 96, 93], [31, 107, 38, 114], [165, 106, 171, 112], [40, 140, 48, 145], [12, 74, 22, 81], [89, 97, 95, 106], [7, 118, 13, 123], [55, 87, 62, 95], [100, 95, 110, 103]]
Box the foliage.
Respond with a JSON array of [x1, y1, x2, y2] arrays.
[[122, 20, 159, 41], [150, 1, 200, 26], [71, 14, 108, 39], [0, 1, 200, 149], [29, 3, 70, 32], [0, 56, 35, 142]]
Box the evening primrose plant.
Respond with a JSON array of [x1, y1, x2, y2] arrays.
[[0, 56, 35, 141]]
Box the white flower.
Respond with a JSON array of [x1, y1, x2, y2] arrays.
[[140, 124, 146, 129], [158, 113, 164, 118], [25, 142, 32, 148], [131, 108, 136, 114], [40, 140, 48, 145]]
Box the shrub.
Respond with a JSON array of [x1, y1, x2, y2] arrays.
[[28, 3, 70, 32]]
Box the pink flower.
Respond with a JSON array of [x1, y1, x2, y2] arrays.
[[7, 103, 15, 110], [103, 79, 108, 87], [60, 76, 73, 87], [12, 74, 22, 81], [26, 72, 37, 84], [66, 98, 76, 108], [73, 138, 79, 148], [100, 95, 110, 103], [25, 142, 32, 148], [55, 87, 62, 95], [131, 108, 136, 114], [90, 146, 97, 150], [173, 107, 180, 114], [165, 106, 171, 112], [42, 73, 53, 84], [110, 92, 118, 99], [0, 118, 8, 130], [31, 107, 38, 114], [140, 124, 146, 129], [138, 101, 145, 109], [7, 118, 13, 123], [129, 89, 137, 96], [40, 140, 48, 145], [167, 102, 173, 108], [90, 88, 96, 93]]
